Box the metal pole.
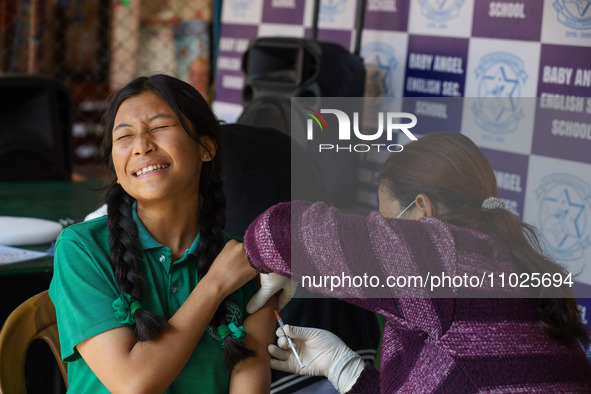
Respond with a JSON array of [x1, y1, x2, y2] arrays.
[[353, 0, 366, 57], [311, 0, 320, 40]]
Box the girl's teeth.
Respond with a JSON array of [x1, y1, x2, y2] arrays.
[[136, 164, 168, 176]]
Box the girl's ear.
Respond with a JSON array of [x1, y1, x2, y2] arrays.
[[200, 137, 217, 162], [415, 193, 435, 217]]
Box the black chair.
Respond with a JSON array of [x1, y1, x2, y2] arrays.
[[0, 75, 73, 181], [221, 122, 326, 236]]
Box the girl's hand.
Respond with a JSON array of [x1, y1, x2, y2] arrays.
[[206, 240, 257, 297]]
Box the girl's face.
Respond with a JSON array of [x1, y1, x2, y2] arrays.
[[111, 91, 213, 204]]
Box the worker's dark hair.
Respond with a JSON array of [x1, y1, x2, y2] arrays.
[[379, 132, 589, 347]]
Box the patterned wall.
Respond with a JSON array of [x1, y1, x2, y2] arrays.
[[212, 0, 591, 337]]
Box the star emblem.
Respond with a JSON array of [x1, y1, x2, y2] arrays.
[[566, 0, 591, 17], [367, 53, 391, 96], [434, 0, 449, 10], [541, 188, 584, 248], [479, 66, 519, 121], [481, 66, 518, 98]]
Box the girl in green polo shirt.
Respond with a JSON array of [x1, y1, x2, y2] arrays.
[[49, 74, 276, 393]]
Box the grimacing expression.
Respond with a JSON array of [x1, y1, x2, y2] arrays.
[[111, 91, 213, 204]]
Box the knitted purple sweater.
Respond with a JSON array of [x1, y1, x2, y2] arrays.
[[244, 201, 591, 393]]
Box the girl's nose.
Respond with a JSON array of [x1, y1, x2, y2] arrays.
[[132, 132, 154, 155]]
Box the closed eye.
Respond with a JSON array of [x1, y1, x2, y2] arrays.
[[151, 125, 170, 131], [115, 134, 132, 141]]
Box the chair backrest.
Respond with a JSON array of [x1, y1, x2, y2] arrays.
[[220, 123, 327, 237], [0, 290, 67, 394], [0, 74, 73, 181]]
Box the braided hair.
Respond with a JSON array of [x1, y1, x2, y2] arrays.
[[101, 74, 255, 369]]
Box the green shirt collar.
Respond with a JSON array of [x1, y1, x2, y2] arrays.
[[132, 202, 201, 257]]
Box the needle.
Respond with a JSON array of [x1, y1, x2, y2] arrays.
[[274, 310, 305, 369]]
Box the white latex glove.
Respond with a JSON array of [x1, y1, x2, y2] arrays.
[[268, 325, 365, 393], [246, 273, 297, 314]]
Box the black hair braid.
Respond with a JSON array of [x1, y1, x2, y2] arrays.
[[197, 167, 256, 370], [106, 182, 170, 341], [101, 74, 254, 366], [196, 171, 226, 274]]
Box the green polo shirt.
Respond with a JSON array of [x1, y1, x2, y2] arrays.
[[49, 208, 258, 393]]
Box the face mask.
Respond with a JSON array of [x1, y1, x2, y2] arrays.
[[396, 200, 416, 219]]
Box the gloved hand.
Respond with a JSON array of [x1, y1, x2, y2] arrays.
[[246, 273, 297, 314], [268, 325, 365, 393]]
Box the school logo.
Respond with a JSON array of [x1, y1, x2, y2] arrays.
[[361, 41, 399, 97], [320, 0, 348, 21], [228, 0, 255, 12], [417, 0, 465, 21], [553, 0, 591, 30], [206, 301, 243, 341], [472, 52, 527, 134], [535, 173, 591, 261]]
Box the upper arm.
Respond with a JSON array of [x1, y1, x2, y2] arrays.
[[229, 294, 277, 393], [49, 235, 122, 361], [51, 235, 152, 392]]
